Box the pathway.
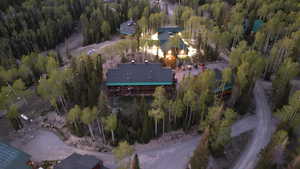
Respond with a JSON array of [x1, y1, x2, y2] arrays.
[[231, 80, 273, 169]]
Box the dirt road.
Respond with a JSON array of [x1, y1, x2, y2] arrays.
[[138, 136, 200, 169], [11, 129, 199, 169], [70, 36, 121, 57], [231, 80, 273, 169], [9, 113, 264, 169]]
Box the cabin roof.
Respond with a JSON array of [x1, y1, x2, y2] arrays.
[[252, 19, 264, 33], [120, 20, 136, 35], [157, 26, 187, 52], [0, 142, 31, 169], [106, 63, 173, 86], [158, 26, 183, 33], [54, 153, 102, 169]]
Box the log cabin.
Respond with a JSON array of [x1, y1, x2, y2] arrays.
[[106, 61, 176, 96]]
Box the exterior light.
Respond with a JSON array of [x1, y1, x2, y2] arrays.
[[180, 50, 185, 54], [168, 50, 172, 55], [167, 55, 173, 60]]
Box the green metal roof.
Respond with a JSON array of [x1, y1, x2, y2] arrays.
[[120, 20, 136, 35], [214, 84, 233, 93], [0, 142, 31, 169], [252, 19, 264, 33], [158, 26, 183, 33], [107, 82, 173, 86]]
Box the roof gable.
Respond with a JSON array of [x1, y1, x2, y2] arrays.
[[120, 20, 136, 35], [157, 26, 186, 52], [54, 153, 101, 169], [158, 26, 183, 33]]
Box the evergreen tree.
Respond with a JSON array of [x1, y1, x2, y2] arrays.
[[149, 86, 167, 136], [272, 58, 300, 110], [113, 141, 134, 169], [103, 114, 117, 143], [188, 128, 210, 169], [6, 105, 23, 130], [131, 154, 140, 169], [81, 107, 96, 140]]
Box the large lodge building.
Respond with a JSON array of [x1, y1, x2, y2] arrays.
[[106, 60, 176, 96]]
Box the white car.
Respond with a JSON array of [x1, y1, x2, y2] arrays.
[[20, 114, 32, 122]]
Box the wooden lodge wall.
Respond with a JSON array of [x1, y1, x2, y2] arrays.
[[107, 85, 175, 96]]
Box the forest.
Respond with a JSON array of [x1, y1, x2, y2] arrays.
[[0, 0, 300, 169]]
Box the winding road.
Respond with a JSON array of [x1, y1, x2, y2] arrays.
[[231, 80, 273, 169]]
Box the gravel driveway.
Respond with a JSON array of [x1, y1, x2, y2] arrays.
[[138, 136, 200, 169], [11, 129, 116, 168], [10, 129, 199, 169], [9, 114, 263, 169], [231, 80, 273, 169]]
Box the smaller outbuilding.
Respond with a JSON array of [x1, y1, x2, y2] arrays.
[[119, 19, 137, 36], [0, 142, 32, 169], [54, 153, 106, 169], [252, 19, 264, 33]]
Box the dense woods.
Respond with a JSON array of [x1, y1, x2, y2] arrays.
[[0, 0, 157, 67]]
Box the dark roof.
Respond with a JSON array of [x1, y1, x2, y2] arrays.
[[106, 63, 173, 86], [0, 142, 31, 169], [120, 20, 136, 35], [160, 38, 187, 52], [0, 110, 6, 118], [158, 26, 183, 33], [157, 26, 187, 52], [103, 0, 115, 2], [252, 19, 264, 33], [54, 153, 102, 169], [213, 69, 222, 81]]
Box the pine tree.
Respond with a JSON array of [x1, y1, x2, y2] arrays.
[[256, 130, 289, 169], [272, 58, 300, 110], [6, 105, 23, 130], [113, 141, 134, 169], [131, 154, 140, 169]]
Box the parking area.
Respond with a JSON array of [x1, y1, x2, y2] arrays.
[[175, 61, 228, 82]]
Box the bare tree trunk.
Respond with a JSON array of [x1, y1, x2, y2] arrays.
[[7, 82, 28, 104], [59, 96, 67, 113], [96, 119, 102, 136], [111, 130, 115, 143], [188, 110, 193, 128], [163, 118, 165, 136], [174, 115, 177, 125], [263, 33, 271, 53], [100, 120, 106, 144], [227, 84, 241, 107], [155, 119, 158, 136], [88, 124, 95, 141], [185, 105, 189, 124]]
